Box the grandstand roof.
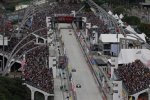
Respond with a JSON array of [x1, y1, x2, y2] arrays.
[[125, 25, 138, 34], [99, 33, 146, 43], [108, 10, 113, 15], [114, 14, 119, 19], [118, 49, 150, 66], [119, 14, 124, 19]]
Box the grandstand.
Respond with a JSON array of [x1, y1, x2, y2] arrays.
[[0, 0, 83, 98], [114, 59, 150, 95], [1, 0, 150, 100]]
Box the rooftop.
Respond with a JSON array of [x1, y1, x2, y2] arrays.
[[118, 49, 150, 67], [99, 33, 146, 43]]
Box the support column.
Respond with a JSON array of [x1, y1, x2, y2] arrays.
[[31, 90, 35, 100], [44, 95, 48, 100], [36, 36, 38, 44]]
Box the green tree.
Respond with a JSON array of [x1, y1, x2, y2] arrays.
[[122, 16, 141, 26], [0, 77, 31, 100], [93, 0, 106, 5], [113, 6, 126, 15], [138, 23, 150, 38]]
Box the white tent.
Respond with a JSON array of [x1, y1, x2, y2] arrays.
[[125, 25, 138, 34], [120, 23, 125, 27], [108, 10, 113, 15], [118, 19, 125, 27], [119, 14, 124, 19], [112, 15, 116, 19], [118, 19, 123, 24], [114, 14, 119, 19], [118, 49, 150, 67]]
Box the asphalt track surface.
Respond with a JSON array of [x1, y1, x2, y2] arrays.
[[60, 24, 103, 100]]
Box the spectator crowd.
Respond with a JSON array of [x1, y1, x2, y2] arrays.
[[77, 11, 109, 34], [0, 1, 83, 93], [23, 46, 54, 93], [114, 59, 150, 95], [0, 0, 111, 94]]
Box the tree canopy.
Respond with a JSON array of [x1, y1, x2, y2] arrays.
[[113, 6, 126, 15], [138, 23, 150, 38], [122, 16, 141, 26], [0, 77, 30, 100]]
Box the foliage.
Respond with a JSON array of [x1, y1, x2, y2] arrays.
[[0, 77, 30, 100], [5, 6, 15, 12], [138, 23, 150, 38], [113, 6, 126, 15], [93, 0, 106, 6], [122, 16, 141, 26]]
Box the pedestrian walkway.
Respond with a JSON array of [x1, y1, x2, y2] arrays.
[[54, 78, 64, 100], [54, 69, 71, 100]]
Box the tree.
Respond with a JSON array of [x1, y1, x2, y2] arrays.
[[138, 23, 150, 38], [0, 77, 31, 100], [93, 0, 106, 6], [113, 6, 126, 15], [122, 16, 141, 26]]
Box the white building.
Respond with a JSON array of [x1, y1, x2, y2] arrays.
[[99, 33, 146, 56]]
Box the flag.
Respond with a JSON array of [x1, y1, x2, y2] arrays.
[[26, 16, 33, 27]]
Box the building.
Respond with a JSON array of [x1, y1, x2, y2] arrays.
[[99, 33, 146, 56]]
